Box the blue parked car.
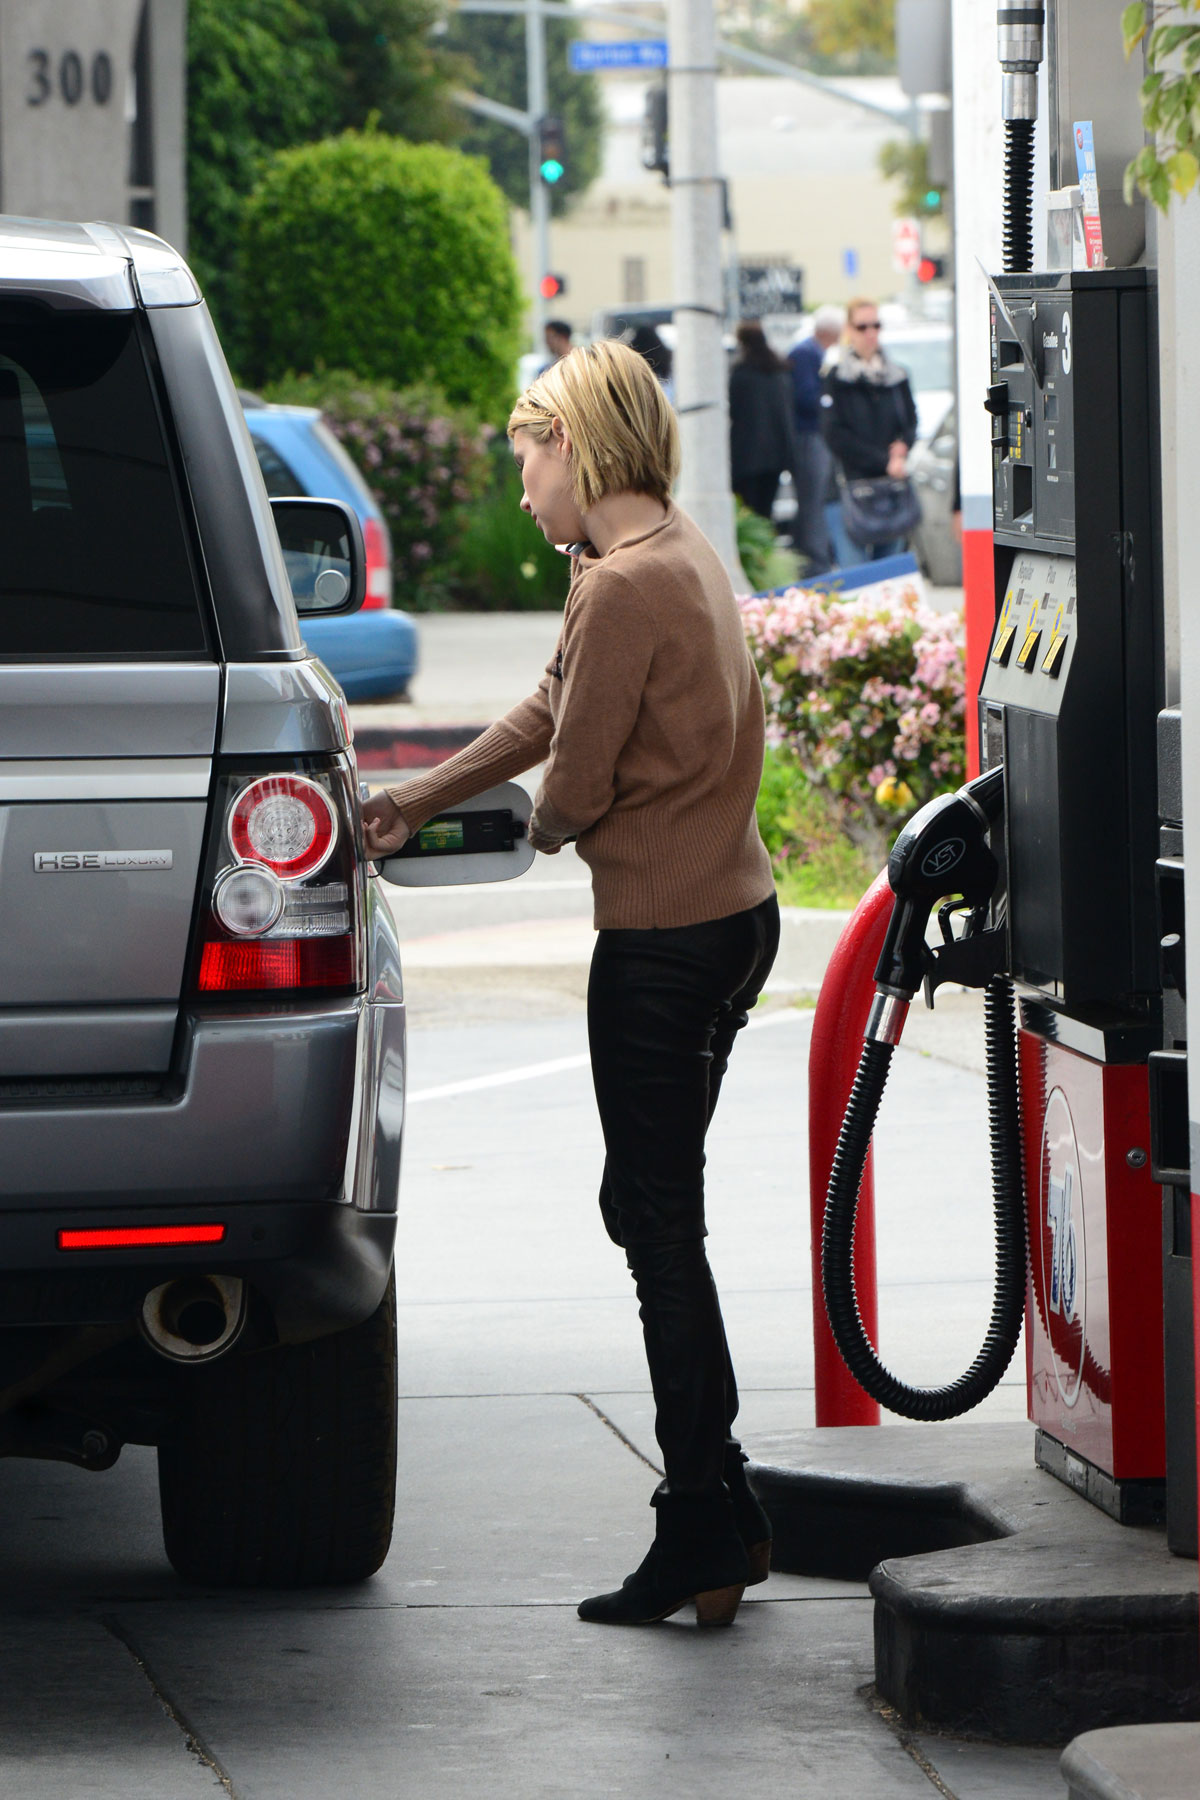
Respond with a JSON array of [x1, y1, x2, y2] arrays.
[[241, 396, 419, 702]]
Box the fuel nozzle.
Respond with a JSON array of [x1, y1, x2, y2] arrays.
[[997, 3, 1044, 273], [867, 768, 1004, 1043], [998, 2, 1044, 124]]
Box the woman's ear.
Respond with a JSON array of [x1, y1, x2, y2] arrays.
[[550, 415, 573, 462]]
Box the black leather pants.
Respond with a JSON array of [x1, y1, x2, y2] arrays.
[[587, 895, 780, 1499]]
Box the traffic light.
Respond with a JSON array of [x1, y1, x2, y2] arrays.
[[917, 255, 946, 283], [641, 84, 669, 179], [538, 116, 566, 186], [922, 187, 943, 212], [539, 273, 567, 300]]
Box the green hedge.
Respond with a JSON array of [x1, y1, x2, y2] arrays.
[[735, 500, 800, 594], [238, 131, 523, 424], [756, 745, 877, 907], [448, 443, 575, 610]]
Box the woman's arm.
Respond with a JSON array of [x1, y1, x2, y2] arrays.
[[898, 378, 919, 449], [361, 675, 556, 857], [529, 567, 656, 847]]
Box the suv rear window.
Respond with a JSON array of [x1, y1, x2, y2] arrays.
[[0, 310, 208, 658]]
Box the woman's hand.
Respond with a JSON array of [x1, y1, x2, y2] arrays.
[[361, 791, 411, 859], [886, 440, 909, 480]]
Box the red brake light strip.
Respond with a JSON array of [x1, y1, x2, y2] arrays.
[[58, 1224, 226, 1251]]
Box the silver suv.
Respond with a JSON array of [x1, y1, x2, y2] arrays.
[[0, 217, 529, 1588]]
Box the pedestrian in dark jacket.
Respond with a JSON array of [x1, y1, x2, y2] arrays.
[[786, 304, 844, 573], [822, 298, 918, 560], [728, 321, 796, 521]]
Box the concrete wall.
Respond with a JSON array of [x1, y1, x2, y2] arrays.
[[0, 0, 185, 248]]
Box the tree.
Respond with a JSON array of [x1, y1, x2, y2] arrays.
[[187, 0, 464, 338], [321, 0, 467, 141], [237, 132, 524, 423], [1123, 0, 1200, 210], [808, 0, 895, 64], [437, 13, 604, 216], [879, 139, 944, 218], [718, 0, 895, 75], [187, 0, 336, 331]]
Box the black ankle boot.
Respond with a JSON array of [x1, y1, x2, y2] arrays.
[[577, 1490, 751, 1627], [724, 1444, 772, 1585]]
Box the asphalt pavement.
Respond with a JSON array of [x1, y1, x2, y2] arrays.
[[0, 600, 1076, 1798]]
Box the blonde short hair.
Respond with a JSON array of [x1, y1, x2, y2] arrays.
[[507, 338, 679, 512]]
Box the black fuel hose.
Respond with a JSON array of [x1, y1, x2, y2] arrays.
[[1003, 118, 1035, 274], [820, 976, 1027, 1420]]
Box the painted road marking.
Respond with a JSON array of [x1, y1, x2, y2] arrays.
[[406, 1007, 809, 1103]]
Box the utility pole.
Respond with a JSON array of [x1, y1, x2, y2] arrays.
[[666, 0, 744, 584], [525, 0, 551, 348]]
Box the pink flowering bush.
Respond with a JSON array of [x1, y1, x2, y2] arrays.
[[740, 578, 966, 848], [262, 370, 494, 609]]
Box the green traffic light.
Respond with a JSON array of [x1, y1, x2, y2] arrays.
[[541, 158, 565, 184], [923, 188, 942, 208]]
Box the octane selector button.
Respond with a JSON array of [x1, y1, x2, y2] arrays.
[[1041, 632, 1068, 677], [1016, 627, 1042, 670]]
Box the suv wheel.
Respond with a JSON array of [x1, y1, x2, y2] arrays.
[[157, 1271, 397, 1587]]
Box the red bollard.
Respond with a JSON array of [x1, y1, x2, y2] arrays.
[[808, 868, 893, 1426]]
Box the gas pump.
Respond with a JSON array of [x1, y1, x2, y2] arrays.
[[820, 0, 1193, 1540]]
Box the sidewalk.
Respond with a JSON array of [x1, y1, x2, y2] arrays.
[[357, 612, 1186, 1797]]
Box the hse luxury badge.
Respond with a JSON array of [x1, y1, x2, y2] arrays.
[[33, 850, 174, 873]]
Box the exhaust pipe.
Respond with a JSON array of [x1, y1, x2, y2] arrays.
[[140, 1274, 246, 1363]]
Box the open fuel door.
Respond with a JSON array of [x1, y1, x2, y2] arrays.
[[378, 782, 534, 886]]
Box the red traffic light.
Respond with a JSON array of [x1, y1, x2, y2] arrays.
[[917, 256, 945, 283], [539, 273, 566, 299]]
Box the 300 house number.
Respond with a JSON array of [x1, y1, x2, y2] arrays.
[[26, 49, 113, 107]]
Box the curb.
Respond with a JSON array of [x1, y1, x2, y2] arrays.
[[353, 724, 485, 771], [748, 1424, 1200, 1745]]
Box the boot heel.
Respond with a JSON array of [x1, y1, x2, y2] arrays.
[[695, 1582, 745, 1627], [747, 1539, 772, 1585]]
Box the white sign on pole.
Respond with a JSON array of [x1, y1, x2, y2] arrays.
[[892, 215, 923, 274]]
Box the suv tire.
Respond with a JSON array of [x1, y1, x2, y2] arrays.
[[158, 1270, 397, 1587]]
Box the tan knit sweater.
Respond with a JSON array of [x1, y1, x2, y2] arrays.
[[385, 503, 774, 931]]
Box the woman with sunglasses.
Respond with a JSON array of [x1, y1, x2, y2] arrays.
[[361, 339, 779, 1628], [823, 298, 918, 560]]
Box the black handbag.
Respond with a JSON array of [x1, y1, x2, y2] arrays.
[[840, 474, 922, 549]]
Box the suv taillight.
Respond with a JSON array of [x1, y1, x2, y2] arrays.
[[362, 516, 392, 609], [192, 763, 363, 997]]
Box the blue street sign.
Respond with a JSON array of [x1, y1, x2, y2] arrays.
[[842, 247, 860, 278], [568, 40, 668, 72]]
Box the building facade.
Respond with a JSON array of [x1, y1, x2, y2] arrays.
[[0, 0, 185, 247], [512, 75, 931, 338]]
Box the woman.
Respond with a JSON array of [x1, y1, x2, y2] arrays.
[[362, 341, 779, 1628], [822, 298, 918, 560], [727, 320, 797, 521]]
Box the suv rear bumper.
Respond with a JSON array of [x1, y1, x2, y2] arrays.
[[0, 1200, 396, 1342], [0, 996, 404, 1341], [0, 997, 399, 1209]]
